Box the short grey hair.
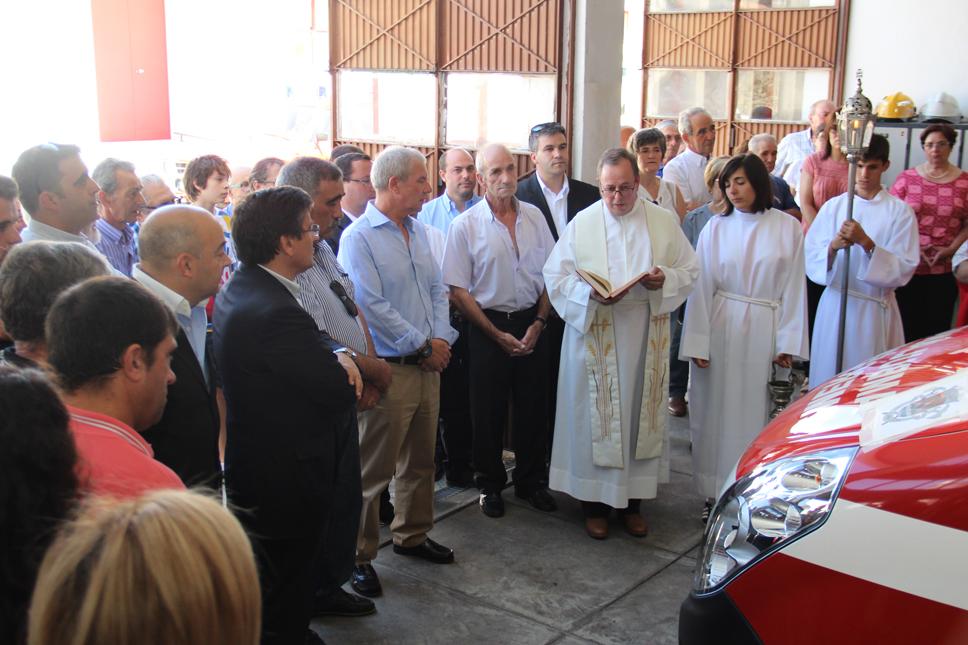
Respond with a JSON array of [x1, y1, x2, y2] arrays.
[[0, 175, 18, 201], [678, 107, 712, 137], [371, 146, 426, 191], [92, 158, 136, 195], [655, 119, 678, 131], [748, 133, 777, 153], [0, 241, 111, 342], [140, 173, 167, 187], [277, 157, 343, 195]]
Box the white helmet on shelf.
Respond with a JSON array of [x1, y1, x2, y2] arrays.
[[921, 92, 962, 123]]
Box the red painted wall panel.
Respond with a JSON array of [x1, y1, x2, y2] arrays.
[[91, 0, 170, 141]]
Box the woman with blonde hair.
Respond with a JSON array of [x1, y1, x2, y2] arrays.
[[28, 490, 261, 645]]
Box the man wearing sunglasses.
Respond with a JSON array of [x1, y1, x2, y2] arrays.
[[140, 174, 179, 214], [278, 156, 393, 621]]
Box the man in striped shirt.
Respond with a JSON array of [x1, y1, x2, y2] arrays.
[[92, 158, 145, 276], [46, 276, 185, 499], [277, 157, 391, 620]]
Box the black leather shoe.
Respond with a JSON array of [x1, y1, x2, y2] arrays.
[[392, 538, 455, 564], [379, 488, 394, 526], [515, 487, 558, 512], [350, 564, 382, 598], [314, 587, 376, 617], [479, 491, 505, 518]]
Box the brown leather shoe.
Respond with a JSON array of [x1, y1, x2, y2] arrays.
[[584, 516, 608, 540], [622, 512, 649, 537], [668, 396, 687, 417]]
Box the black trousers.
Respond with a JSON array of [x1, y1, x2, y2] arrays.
[[806, 278, 825, 342], [438, 313, 473, 479], [469, 309, 548, 494], [896, 272, 958, 342], [252, 530, 325, 645], [669, 304, 688, 398], [544, 315, 565, 462], [314, 411, 362, 598]]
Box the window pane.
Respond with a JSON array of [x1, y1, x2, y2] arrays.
[[648, 0, 732, 13], [338, 71, 436, 145], [444, 73, 555, 150], [621, 69, 643, 127], [734, 69, 830, 122], [739, 0, 834, 8], [646, 69, 728, 119]]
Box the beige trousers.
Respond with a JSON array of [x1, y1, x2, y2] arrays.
[[356, 364, 440, 563]]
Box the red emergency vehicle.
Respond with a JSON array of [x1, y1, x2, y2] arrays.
[[679, 327, 968, 644]]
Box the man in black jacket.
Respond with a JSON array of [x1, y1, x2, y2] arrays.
[[214, 187, 361, 645], [135, 205, 231, 489], [515, 122, 599, 462]]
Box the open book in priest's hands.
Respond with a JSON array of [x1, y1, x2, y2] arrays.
[[576, 268, 651, 299]]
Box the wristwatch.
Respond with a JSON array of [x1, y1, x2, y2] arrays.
[[334, 347, 358, 361], [418, 338, 433, 359]]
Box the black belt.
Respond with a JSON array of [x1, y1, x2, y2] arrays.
[[378, 353, 424, 366], [482, 305, 539, 322]]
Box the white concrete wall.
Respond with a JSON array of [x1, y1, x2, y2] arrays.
[[572, 0, 625, 183], [844, 0, 968, 117]]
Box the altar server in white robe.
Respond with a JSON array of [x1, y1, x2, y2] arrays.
[[544, 148, 698, 540], [805, 134, 918, 387], [680, 153, 809, 516]]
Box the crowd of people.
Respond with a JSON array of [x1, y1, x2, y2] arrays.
[[1, 100, 967, 644]]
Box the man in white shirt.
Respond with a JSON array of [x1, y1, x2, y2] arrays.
[[134, 205, 231, 488], [12, 143, 103, 252], [443, 143, 557, 519], [662, 108, 717, 210], [773, 99, 835, 194], [655, 119, 683, 176]]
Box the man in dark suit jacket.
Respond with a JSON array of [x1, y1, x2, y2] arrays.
[[214, 187, 361, 645], [515, 123, 600, 242], [515, 122, 600, 463], [134, 205, 232, 489]]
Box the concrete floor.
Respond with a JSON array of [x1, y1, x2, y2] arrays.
[[313, 414, 703, 645]]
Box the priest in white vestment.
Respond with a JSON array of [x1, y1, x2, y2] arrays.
[[680, 154, 809, 513], [544, 149, 698, 539], [804, 135, 919, 388]]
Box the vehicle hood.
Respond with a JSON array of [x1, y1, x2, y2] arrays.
[[737, 327, 968, 478]]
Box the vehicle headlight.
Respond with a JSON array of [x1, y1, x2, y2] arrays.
[[694, 446, 857, 593]]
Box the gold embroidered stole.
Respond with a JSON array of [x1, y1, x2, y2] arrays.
[[574, 201, 671, 468]]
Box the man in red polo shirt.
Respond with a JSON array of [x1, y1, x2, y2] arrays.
[[45, 276, 184, 498]]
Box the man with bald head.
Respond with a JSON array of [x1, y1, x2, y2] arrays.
[[133, 204, 232, 487], [140, 174, 178, 214], [774, 99, 836, 195], [418, 148, 480, 235], [442, 143, 556, 518]]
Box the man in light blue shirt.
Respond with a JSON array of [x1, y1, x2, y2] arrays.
[[417, 148, 481, 236], [338, 146, 459, 599], [92, 158, 145, 276]]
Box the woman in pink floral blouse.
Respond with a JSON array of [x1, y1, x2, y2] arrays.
[[890, 123, 968, 341]]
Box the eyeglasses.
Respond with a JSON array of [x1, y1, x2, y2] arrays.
[[924, 141, 951, 149], [600, 184, 637, 196], [346, 177, 372, 185], [141, 195, 186, 214], [228, 180, 251, 190], [302, 223, 321, 237], [330, 280, 358, 317]]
